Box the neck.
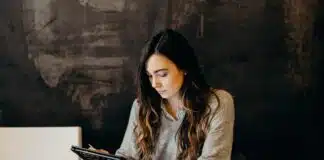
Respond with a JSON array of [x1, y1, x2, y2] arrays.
[[163, 95, 183, 120], [165, 94, 183, 110]]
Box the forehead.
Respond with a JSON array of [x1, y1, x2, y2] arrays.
[[146, 54, 177, 73]]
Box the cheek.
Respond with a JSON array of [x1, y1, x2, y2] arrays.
[[165, 74, 184, 90]]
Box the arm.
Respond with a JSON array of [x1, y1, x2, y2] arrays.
[[115, 99, 139, 160], [198, 90, 235, 160]]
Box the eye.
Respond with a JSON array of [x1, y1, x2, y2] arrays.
[[157, 71, 168, 77], [147, 74, 152, 79]]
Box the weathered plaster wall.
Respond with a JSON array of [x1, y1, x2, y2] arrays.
[[0, 0, 322, 159]]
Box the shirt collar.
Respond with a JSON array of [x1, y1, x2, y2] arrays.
[[161, 102, 186, 121]]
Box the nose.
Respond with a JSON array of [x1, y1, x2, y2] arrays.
[[151, 77, 160, 89]]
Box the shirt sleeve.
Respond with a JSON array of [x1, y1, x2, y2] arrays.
[[198, 90, 235, 160], [115, 99, 139, 160]]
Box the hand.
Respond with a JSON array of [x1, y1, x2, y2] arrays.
[[88, 144, 110, 154], [95, 149, 110, 154]]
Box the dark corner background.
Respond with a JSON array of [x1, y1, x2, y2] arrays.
[[0, 0, 323, 160]]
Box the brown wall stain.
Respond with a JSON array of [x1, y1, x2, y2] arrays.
[[0, 0, 323, 159]]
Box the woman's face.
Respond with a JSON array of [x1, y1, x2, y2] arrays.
[[146, 53, 185, 100]]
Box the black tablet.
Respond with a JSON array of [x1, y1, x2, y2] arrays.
[[71, 145, 126, 160]]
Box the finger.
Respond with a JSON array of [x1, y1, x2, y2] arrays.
[[98, 149, 109, 154], [88, 147, 96, 151], [88, 144, 96, 150]]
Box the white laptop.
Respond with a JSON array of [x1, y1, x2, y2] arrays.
[[0, 126, 82, 160]]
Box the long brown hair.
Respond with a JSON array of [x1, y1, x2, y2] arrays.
[[135, 29, 218, 159]]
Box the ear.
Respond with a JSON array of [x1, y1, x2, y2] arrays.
[[180, 69, 187, 76]]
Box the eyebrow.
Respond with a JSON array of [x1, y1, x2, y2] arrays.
[[146, 68, 168, 75]]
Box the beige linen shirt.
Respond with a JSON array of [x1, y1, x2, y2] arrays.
[[115, 89, 235, 160]]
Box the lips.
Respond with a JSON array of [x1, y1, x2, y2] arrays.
[[157, 90, 166, 94]]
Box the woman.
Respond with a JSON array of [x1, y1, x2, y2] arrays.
[[115, 29, 235, 160]]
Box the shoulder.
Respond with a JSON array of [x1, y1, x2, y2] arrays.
[[129, 98, 140, 117], [213, 89, 234, 105], [208, 88, 234, 103], [207, 88, 235, 126], [132, 98, 140, 108], [208, 88, 235, 114]]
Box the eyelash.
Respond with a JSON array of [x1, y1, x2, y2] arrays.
[[159, 72, 168, 77], [148, 72, 168, 78]]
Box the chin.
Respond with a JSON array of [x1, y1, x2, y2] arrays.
[[160, 95, 169, 99], [160, 92, 179, 100], [159, 93, 170, 99]]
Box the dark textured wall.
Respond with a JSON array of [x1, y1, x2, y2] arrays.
[[0, 0, 323, 159]]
